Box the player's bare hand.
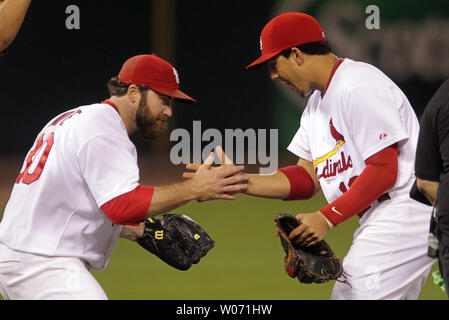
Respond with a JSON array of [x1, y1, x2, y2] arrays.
[[188, 151, 248, 202], [288, 211, 330, 247], [183, 163, 200, 178], [183, 146, 236, 179]]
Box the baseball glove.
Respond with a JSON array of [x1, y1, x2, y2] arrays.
[[137, 213, 215, 271], [274, 213, 345, 284]]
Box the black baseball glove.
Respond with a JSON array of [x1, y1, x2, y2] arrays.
[[274, 213, 345, 284], [137, 213, 215, 271]]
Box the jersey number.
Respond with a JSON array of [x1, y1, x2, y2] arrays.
[[339, 175, 358, 194], [16, 133, 55, 185]]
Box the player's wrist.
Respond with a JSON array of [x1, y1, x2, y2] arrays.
[[316, 210, 334, 230], [278, 166, 315, 201], [180, 178, 201, 201], [119, 223, 144, 242]]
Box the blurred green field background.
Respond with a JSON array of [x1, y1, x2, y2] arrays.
[[69, 193, 445, 300], [0, 192, 445, 300]]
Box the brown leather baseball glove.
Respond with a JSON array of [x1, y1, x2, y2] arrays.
[[274, 213, 345, 284]]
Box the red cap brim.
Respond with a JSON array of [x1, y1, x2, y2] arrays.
[[246, 50, 282, 69], [152, 87, 197, 104]]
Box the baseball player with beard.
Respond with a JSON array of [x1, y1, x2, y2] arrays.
[[0, 0, 32, 55], [0, 54, 248, 300], [186, 12, 436, 299]]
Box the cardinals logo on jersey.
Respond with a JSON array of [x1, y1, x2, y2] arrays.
[[314, 118, 353, 180], [329, 119, 345, 143]]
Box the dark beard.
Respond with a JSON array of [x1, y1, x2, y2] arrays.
[[136, 97, 168, 140]]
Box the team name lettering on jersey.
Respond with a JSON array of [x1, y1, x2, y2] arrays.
[[316, 151, 353, 180], [314, 119, 353, 180]]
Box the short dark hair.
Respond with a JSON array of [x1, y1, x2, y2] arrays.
[[280, 40, 332, 58], [107, 77, 150, 97]]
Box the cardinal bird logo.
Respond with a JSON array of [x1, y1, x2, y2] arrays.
[[329, 119, 345, 143], [313, 118, 353, 178]]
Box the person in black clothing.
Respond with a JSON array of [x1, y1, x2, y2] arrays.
[[411, 79, 449, 297]]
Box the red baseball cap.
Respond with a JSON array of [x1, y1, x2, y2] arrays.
[[246, 12, 325, 69], [119, 54, 196, 103]]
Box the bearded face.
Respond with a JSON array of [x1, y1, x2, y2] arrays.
[[135, 90, 169, 140]]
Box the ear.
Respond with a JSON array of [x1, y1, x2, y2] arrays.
[[291, 47, 305, 66], [127, 84, 141, 104]]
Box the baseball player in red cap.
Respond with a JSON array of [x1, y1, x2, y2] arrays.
[[0, 0, 31, 55], [186, 12, 436, 299], [245, 12, 436, 300], [0, 54, 248, 299]]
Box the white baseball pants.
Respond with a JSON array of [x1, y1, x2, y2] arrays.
[[331, 197, 437, 300], [0, 243, 107, 300]]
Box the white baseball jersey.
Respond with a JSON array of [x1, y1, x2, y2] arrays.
[[288, 58, 420, 207], [0, 102, 139, 270], [287, 58, 436, 299]]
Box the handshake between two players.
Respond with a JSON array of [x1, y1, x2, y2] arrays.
[[183, 146, 328, 248]]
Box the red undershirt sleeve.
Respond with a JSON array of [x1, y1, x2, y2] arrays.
[[101, 185, 155, 226], [278, 165, 316, 201], [319, 144, 399, 227]]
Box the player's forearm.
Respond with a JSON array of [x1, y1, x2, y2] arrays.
[[0, 0, 31, 51], [320, 145, 398, 227], [146, 180, 197, 218], [245, 172, 291, 199], [416, 178, 439, 206], [101, 181, 201, 225]]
